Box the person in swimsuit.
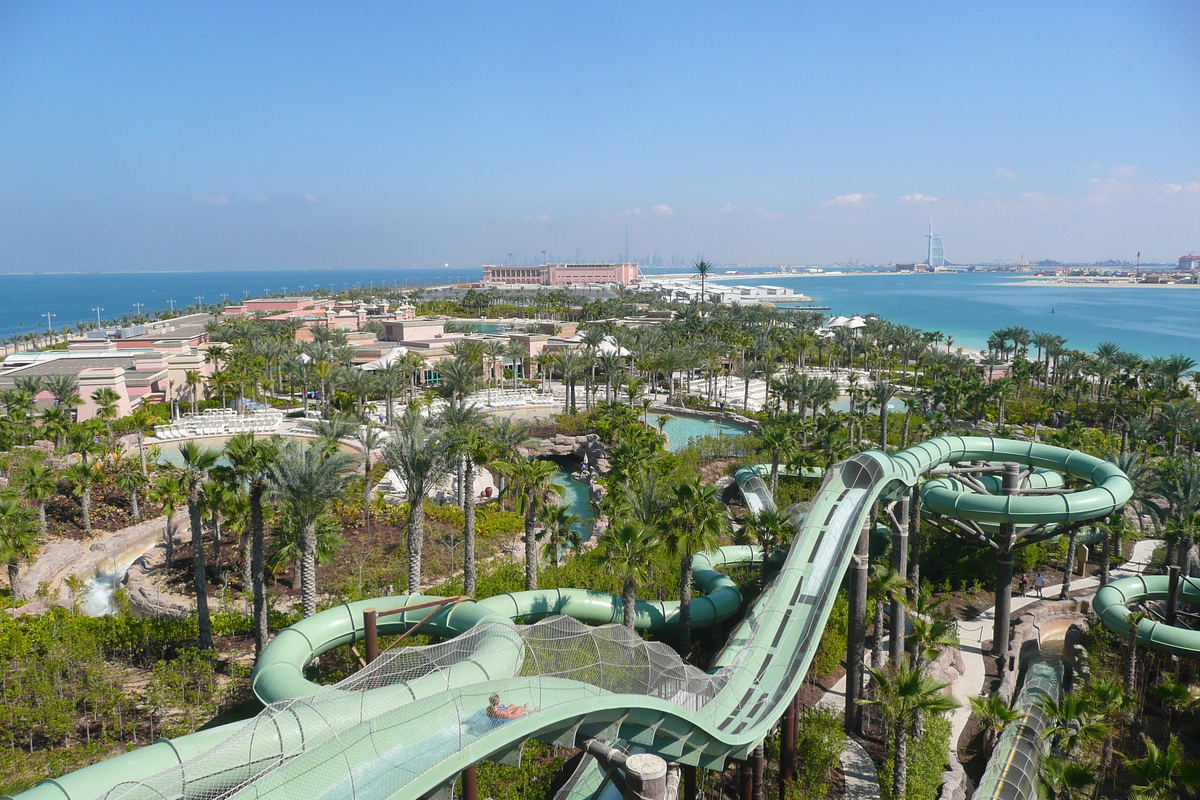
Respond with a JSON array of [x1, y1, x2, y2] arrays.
[[486, 693, 532, 721]]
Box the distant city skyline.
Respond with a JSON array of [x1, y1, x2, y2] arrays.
[[1, 2, 1198, 272]]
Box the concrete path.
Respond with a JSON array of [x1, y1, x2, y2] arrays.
[[815, 538, 1162, 761], [842, 736, 882, 800]]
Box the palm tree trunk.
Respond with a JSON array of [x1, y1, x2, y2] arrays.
[[893, 720, 908, 800], [622, 580, 636, 629], [524, 506, 538, 591], [679, 556, 694, 656], [251, 488, 268, 655], [300, 519, 317, 618], [190, 497, 214, 649], [81, 486, 92, 536], [463, 459, 478, 596], [37, 502, 47, 535], [8, 560, 19, 594], [1059, 528, 1080, 599], [130, 490, 141, 522], [1124, 636, 1137, 693], [407, 499, 426, 592], [872, 599, 886, 672]]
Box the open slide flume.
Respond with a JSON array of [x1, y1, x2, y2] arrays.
[[11, 437, 1131, 800]]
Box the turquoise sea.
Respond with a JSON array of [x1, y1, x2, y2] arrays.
[[727, 271, 1200, 361], [2, 267, 1197, 363]]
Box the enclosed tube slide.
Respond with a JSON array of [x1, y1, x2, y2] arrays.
[[1094, 574, 1200, 657], [13, 437, 1130, 800]]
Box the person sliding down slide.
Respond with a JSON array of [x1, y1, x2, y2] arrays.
[[486, 694, 537, 722]]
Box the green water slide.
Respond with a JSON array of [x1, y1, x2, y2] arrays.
[[1095, 574, 1200, 657], [12, 437, 1130, 800]]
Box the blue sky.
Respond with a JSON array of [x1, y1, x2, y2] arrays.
[[1, 1, 1198, 270]]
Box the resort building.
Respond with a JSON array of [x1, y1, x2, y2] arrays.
[[482, 263, 639, 286]]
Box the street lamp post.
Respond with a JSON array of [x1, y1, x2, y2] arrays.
[[132, 302, 144, 316], [168, 299, 176, 311], [93, 307, 104, 327]]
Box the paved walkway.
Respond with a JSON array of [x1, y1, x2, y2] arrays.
[[841, 736, 883, 800]]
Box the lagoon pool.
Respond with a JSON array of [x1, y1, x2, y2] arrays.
[[548, 458, 595, 542], [658, 414, 749, 453], [826, 398, 909, 414]]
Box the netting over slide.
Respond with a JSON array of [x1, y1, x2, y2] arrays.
[[101, 618, 728, 800]]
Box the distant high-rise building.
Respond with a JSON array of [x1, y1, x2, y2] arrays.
[[1179, 254, 1200, 270], [925, 220, 945, 267]]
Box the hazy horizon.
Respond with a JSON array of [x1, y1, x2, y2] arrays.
[[2, 2, 1198, 272]]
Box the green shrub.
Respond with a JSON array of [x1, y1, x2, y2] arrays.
[[785, 708, 843, 800], [811, 589, 848, 676]]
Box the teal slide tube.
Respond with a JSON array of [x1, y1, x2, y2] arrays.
[[1095, 575, 1200, 656]]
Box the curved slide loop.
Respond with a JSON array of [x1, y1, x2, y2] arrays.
[[1095, 575, 1200, 656], [13, 437, 1132, 800], [892, 436, 1132, 525]]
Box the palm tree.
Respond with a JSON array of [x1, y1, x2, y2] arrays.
[[539, 504, 583, 564], [871, 380, 898, 450], [597, 520, 659, 628], [352, 422, 387, 538], [494, 457, 563, 590], [0, 496, 39, 594], [1125, 609, 1147, 693], [17, 461, 57, 534], [862, 663, 960, 800], [969, 693, 1020, 758], [441, 401, 491, 594], [64, 460, 103, 537], [665, 476, 727, 656], [224, 433, 279, 654], [745, 508, 792, 585], [178, 441, 220, 649], [302, 412, 359, 454], [436, 355, 481, 403], [868, 564, 909, 672], [114, 464, 147, 521], [1037, 755, 1095, 800], [693, 260, 714, 305], [1124, 734, 1200, 800], [148, 471, 185, 567], [1037, 693, 1110, 757], [754, 421, 794, 497], [44, 373, 82, 410], [267, 441, 357, 618], [382, 408, 453, 592]]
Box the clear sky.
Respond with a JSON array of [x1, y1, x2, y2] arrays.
[[1, 1, 1198, 271]]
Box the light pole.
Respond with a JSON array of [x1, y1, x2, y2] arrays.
[[168, 299, 176, 311], [132, 302, 144, 316], [93, 306, 104, 327], [43, 311, 55, 331], [196, 295, 203, 307]]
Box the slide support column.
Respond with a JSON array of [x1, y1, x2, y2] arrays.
[[890, 496, 910, 665], [751, 745, 765, 800], [462, 765, 477, 800], [682, 765, 697, 800], [845, 516, 871, 735], [993, 463, 1019, 659]]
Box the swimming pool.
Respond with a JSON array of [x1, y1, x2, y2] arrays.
[[826, 398, 909, 414], [548, 458, 595, 542], [658, 414, 750, 453]]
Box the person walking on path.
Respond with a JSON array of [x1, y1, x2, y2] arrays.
[[1018, 573, 1029, 596], [1034, 572, 1045, 598]]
